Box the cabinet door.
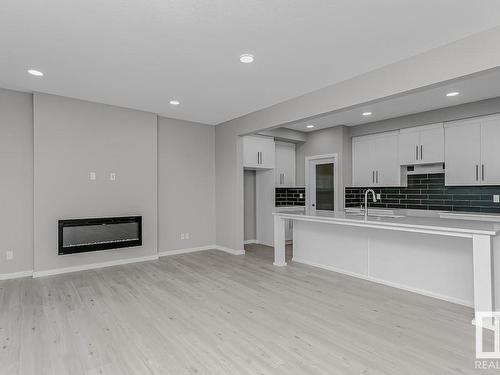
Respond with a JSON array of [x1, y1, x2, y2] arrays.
[[398, 130, 419, 165], [275, 142, 295, 186], [372, 133, 400, 186], [243, 136, 260, 168], [258, 137, 276, 169], [444, 122, 481, 186], [480, 118, 500, 185], [285, 219, 293, 241], [352, 138, 374, 186], [419, 125, 444, 164]]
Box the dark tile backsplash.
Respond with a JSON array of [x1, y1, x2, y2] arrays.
[[275, 187, 305, 207], [345, 173, 500, 213]]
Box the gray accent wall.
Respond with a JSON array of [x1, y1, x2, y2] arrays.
[[0, 89, 34, 276], [158, 117, 216, 252], [33, 93, 158, 272]]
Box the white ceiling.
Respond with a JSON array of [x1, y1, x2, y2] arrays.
[[2, 1, 500, 125], [282, 68, 500, 132]]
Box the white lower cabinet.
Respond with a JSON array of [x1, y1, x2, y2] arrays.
[[352, 131, 399, 187]]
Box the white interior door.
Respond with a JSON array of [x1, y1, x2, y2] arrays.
[[308, 157, 336, 215]]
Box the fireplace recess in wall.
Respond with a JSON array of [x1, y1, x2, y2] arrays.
[[58, 216, 142, 255]]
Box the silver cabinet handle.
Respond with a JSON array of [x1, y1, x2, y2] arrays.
[[257, 152, 260, 164], [420, 145, 423, 161], [482, 164, 485, 181], [416, 145, 419, 160], [372, 171, 375, 184], [376, 170, 379, 184], [476, 165, 479, 181]]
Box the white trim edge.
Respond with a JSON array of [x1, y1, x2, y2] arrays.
[[292, 257, 472, 308], [32, 254, 159, 278], [0, 270, 34, 281], [215, 246, 245, 255], [244, 239, 257, 245], [159, 245, 216, 257]]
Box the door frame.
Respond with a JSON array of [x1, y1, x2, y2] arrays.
[[305, 153, 339, 214]]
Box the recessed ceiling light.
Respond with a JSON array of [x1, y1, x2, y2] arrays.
[[27, 69, 43, 77], [169, 100, 180, 106], [446, 91, 460, 97], [239, 54, 254, 64], [362, 112, 372, 116], [306, 125, 315, 128]]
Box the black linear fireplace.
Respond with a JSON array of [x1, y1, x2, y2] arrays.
[[58, 216, 142, 255]]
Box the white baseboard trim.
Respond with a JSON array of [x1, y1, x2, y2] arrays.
[[244, 239, 257, 245], [33, 254, 159, 278], [159, 245, 216, 257], [0, 270, 34, 281], [292, 257, 472, 308], [215, 246, 245, 255]]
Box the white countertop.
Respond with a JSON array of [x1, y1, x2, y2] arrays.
[[273, 209, 500, 236]]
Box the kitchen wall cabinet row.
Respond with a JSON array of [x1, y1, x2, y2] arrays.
[[242, 135, 297, 187], [352, 113, 500, 187]]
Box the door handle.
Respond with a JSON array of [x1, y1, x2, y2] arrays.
[[372, 170, 375, 184], [482, 164, 485, 181], [420, 145, 423, 161], [257, 152, 260, 164], [376, 170, 379, 184], [416, 145, 419, 160], [475, 165, 479, 181]]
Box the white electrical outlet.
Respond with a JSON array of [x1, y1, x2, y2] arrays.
[[110, 173, 116, 181], [494, 195, 500, 203], [299, 193, 303, 199], [376, 193, 381, 200], [180, 233, 185, 240], [6, 250, 13, 260], [185, 233, 190, 240], [89, 172, 96, 181]]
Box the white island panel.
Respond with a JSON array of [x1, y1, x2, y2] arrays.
[[293, 220, 474, 306]]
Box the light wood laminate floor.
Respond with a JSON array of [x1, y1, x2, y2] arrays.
[[0, 244, 494, 374]]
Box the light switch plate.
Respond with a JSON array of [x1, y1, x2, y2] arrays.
[[494, 195, 500, 203], [185, 233, 190, 240], [89, 172, 96, 180], [180, 233, 185, 240], [6, 250, 13, 260], [110, 173, 116, 181]]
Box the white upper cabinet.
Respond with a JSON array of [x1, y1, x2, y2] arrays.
[[352, 131, 399, 187], [399, 123, 444, 165], [242, 135, 275, 169], [275, 141, 296, 186], [480, 117, 500, 185], [444, 114, 500, 186]]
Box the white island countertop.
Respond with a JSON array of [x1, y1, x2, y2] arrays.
[[273, 210, 500, 236]]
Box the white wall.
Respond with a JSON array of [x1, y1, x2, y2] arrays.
[[158, 117, 215, 252], [0, 89, 33, 276], [243, 170, 256, 241], [33, 93, 158, 273]]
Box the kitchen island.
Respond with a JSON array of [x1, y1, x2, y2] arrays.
[[273, 210, 500, 328]]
